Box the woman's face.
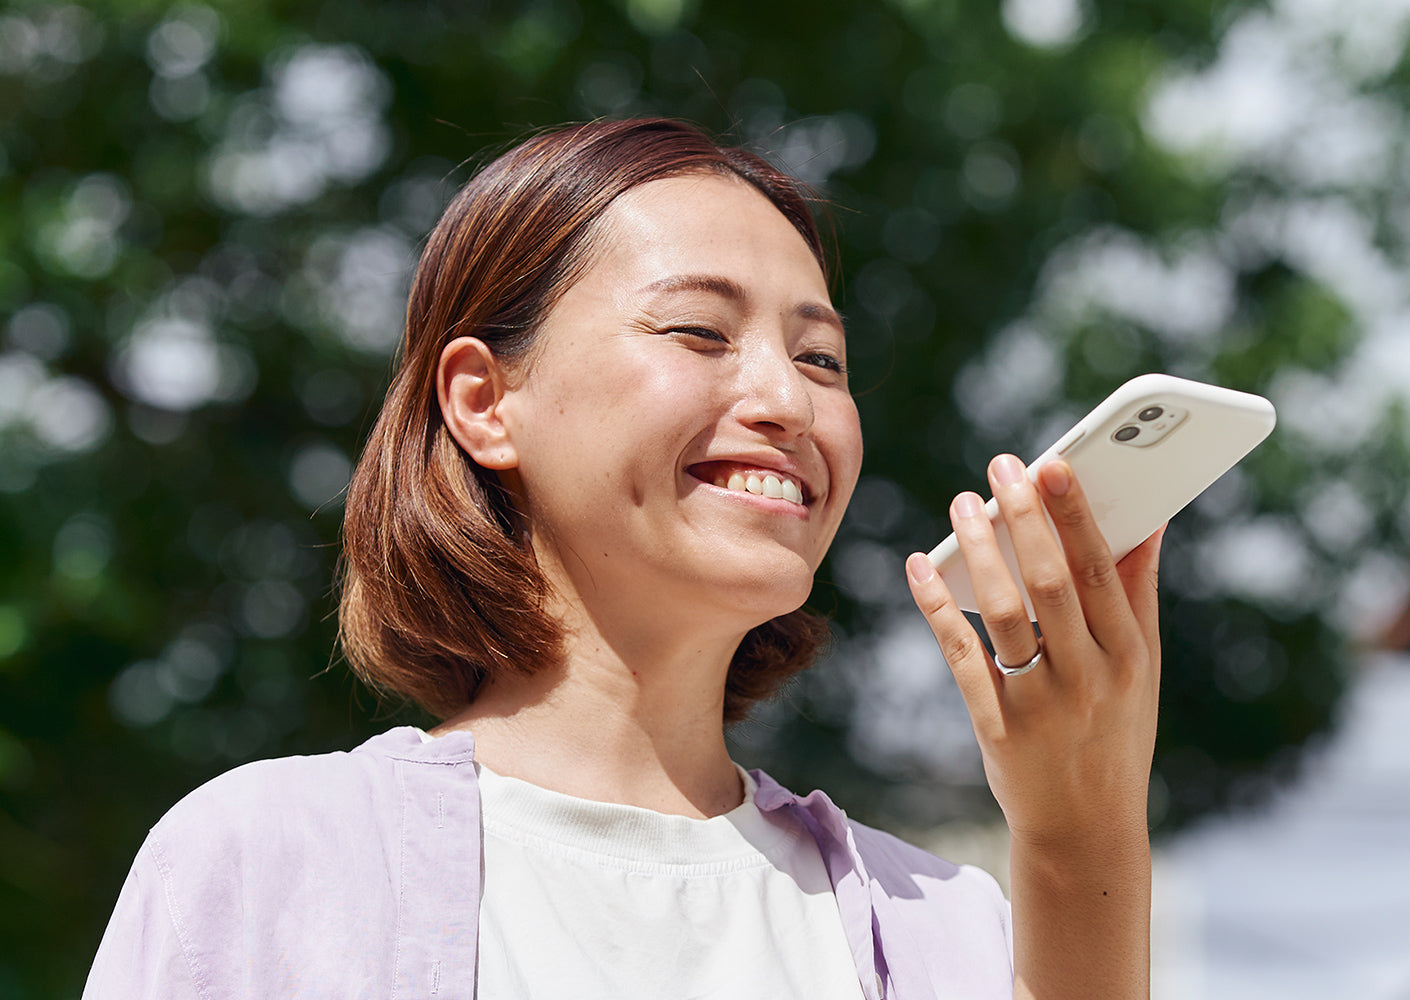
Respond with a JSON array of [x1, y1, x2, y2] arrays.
[[497, 171, 863, 630]]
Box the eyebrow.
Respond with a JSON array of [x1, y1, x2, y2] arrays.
[[639, 273, 846, 333]]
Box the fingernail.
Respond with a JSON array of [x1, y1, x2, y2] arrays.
[[991, 454, 1025, 487], [952, 492, 983, 519], [906, 552, 935, 584], [1038, 460, 1071, 496]]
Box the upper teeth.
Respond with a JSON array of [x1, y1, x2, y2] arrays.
[[722, 471, 804, 505]]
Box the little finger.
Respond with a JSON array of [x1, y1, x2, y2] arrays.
[[904, 552, 1003, 723]]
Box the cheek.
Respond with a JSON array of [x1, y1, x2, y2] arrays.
[[822, 399, 864, 496], [521, 362, 703, 489]]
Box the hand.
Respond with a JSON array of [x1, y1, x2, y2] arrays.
[[905, 454, 1164, 849]]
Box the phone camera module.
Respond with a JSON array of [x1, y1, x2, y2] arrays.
[[1115, 401, 1187, 447]]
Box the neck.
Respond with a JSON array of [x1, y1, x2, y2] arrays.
[[435, 607, 748, 819]]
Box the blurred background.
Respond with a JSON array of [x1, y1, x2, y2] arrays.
[[3, 0, 1409, 995]]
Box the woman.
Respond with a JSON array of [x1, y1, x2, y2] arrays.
[[86, 118, 1162, 999]]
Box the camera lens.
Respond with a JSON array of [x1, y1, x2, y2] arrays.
[[1138, 405, 1164, 422], [1114, 425, 1140, 442]]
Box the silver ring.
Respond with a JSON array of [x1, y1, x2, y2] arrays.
[[996, 641, 1044, 677]]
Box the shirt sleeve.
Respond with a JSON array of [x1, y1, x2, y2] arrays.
[[83, 838, 205, 1000]]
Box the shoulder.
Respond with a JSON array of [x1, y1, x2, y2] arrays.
[[148, 726, 477, 872], [110, 728, 483, 997], [160, 726, 474, 812]]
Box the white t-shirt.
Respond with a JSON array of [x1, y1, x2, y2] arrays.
[[474, 761, 867, 999]]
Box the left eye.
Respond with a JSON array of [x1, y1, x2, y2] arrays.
[[797, 352, 847, 375], [671, 327, 727, 343]]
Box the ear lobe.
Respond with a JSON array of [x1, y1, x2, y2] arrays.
[[437, 337, 520, 470]]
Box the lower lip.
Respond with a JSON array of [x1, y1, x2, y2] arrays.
[[689, 477, 812, 520]]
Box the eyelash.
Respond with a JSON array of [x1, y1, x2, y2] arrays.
[[797, 352, 848, 376], [669, 328, 848, 377], [672, 326, 726, 343]]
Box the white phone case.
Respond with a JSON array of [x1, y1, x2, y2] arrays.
[[927, 373, 1277, 616]]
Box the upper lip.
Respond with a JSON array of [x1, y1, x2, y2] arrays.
[[686, 453, 821, 504]]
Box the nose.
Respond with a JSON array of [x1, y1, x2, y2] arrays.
[[733, 340, 814, 439]]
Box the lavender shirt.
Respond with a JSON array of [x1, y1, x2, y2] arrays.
[[84, 728, 1013, 999]]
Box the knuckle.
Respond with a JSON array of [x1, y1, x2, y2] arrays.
[[1050, 499, 1087, 531], [940, 629, 988, 668], [998, 490, 1044, 522], [955, 516, 995, 546], [984, 602, 1034, 640], [1073, 555, 1119, 591], [1025, 570, 1070, 606], [916, 586, 955, 618]]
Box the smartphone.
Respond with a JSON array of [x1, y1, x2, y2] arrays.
[[927, 373, 1277, 616]]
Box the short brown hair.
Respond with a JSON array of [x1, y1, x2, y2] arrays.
[[338, 118, 834, 723]]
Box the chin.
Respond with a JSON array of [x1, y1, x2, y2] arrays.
[[720, 568, 817, 624]]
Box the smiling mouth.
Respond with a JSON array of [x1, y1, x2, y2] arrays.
[[689, 462, 808, 507]]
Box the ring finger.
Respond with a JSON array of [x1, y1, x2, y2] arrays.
[[948, 490, 1043, 673]]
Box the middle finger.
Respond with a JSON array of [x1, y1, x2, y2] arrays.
[[986, 454, 1088, 644]]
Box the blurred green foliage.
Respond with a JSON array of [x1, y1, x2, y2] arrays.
[[3, 0, 1406, 994]]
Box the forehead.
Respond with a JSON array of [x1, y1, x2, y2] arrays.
[[581, 172, 828, 294]]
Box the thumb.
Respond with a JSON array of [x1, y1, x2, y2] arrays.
[[1116, 524, 1164, 654]]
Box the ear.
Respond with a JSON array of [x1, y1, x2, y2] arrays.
[[437, 337, 520, 470]]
